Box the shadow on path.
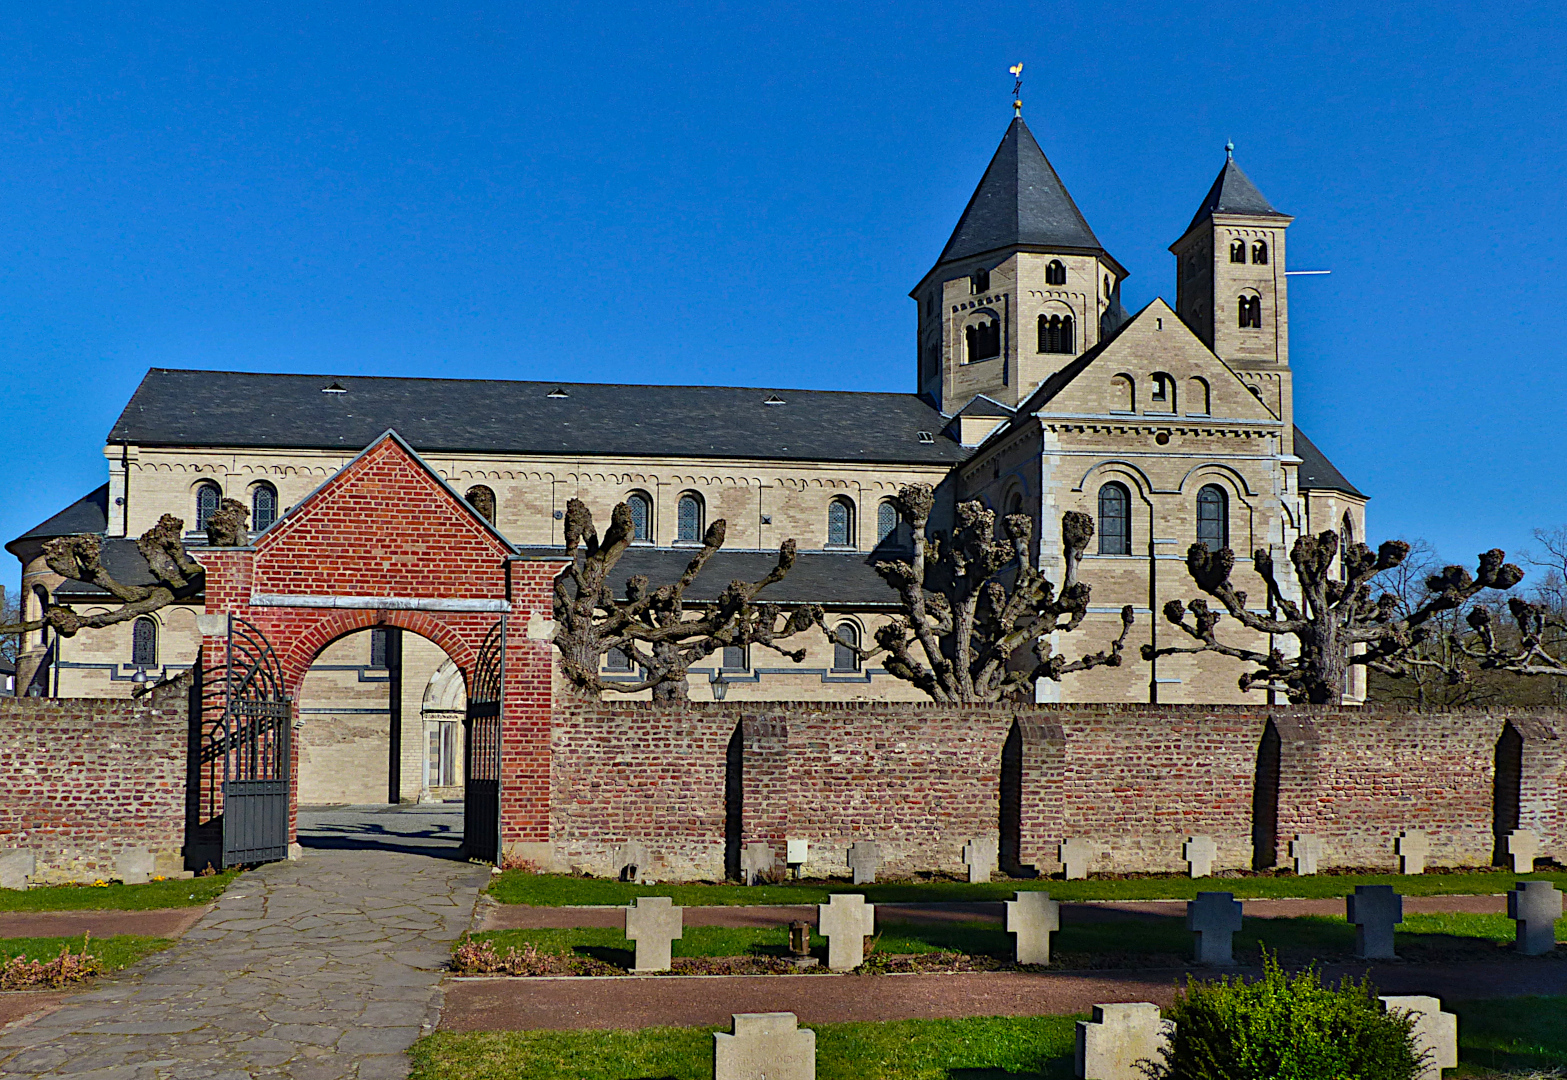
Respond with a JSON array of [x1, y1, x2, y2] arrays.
[[298, 802, 468, 860]]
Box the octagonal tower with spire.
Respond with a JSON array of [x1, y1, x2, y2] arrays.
[[911, 117, 1128, 414]]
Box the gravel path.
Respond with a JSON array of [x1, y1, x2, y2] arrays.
[[0, 807, 486, 1080]]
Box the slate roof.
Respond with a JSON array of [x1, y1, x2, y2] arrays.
[[107, 370, 966, 467], [7, 486, 109, 552], [50, 538, 170, 599], [932, 118, 1121, 274], [1293, 426, 1364, 498], [527, 546, 904, 608], [952, 395, 1015, 418], [1186, 157, 1291, 233]]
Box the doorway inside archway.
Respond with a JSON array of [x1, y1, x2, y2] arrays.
[[294, 626, 469, 857]]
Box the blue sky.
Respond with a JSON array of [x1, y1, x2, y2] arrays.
[[3, 1, 1563, 595]]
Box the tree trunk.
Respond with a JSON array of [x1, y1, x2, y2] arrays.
[[649, 640, 689, 703]]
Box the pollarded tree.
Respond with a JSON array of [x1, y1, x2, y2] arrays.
[[1146, 530, 1525, 704], [552, 498, 816, 702], [820, 483, 1134, 703]]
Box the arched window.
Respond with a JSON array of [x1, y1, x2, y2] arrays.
[[1187, 377, 1211, 416], [971, 267, 990, 294], [32, 585, 49, 646], [1005, 489, 1024, 517], [1252, 240, 1268, 265], [1097, 482, 1132, 555], [832, 622, 861, 672], [676, 493, 704, 543], [1150, 372, 1175, 409], [1340, 513, 1355, 582], [131, 617, 158, 668], [827, 497, 855, 547], [876, 500, 899, 545], [604, 646, 633, 672], [251, 483, 278, 532], [965, 317, 1001, 363], [1238, 295, 1262, 328], [721, 644, 748, 671], [1037, 313, 1075, 354], [1230, 240, 1246, 263], [1110, 374, 1135, 412], [195, 482, 221, 531], [465, 485, 496, 523], [1045, 260, 1066, 286], [1197, 485, 1228, 551], [627, 492, 652, 543]]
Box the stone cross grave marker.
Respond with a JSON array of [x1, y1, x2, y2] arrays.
[[624, 895, 684, 973], [818, 893, 875, 971], [1005, 891, 1059, 965], [1379, 996, 1458, 1080], [846, 840, 880, 885], [1060, 837, 1098, 880], [1508, 880, 1563, 956], [1396, 830, 1429, 875], [1506, 829, 1540, 874], [740, 842, 774, 886], [1347, 885, 1403, 959], [1075, 1002, 1173, 1080], [614, 841, 651, 884], [962, 838, 997, 884], [1290, 834, 1321, 876], [1186, 892, 1243, 965], [713, 1011, 816, 1080], [1183, 835, 1217, 878]]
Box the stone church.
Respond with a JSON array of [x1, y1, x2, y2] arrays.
[[8, 116, 1366, 803]]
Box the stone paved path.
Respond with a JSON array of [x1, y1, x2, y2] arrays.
[[0, 837, 487, 1079]]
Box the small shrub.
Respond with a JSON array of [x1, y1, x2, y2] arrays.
[[1147, 953, 1422, 1080], [0, 938, 105, 990]]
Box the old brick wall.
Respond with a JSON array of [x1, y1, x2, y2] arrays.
[[0, 678, 189, 884], [551, 701, 1566, 881]]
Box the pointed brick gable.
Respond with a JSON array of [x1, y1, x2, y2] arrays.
[[251, 431, 516, 600]]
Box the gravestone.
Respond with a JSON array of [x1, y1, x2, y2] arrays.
[[1346, 885, 1403, 960], [740, 842, 774, 885], [115, 848, 154, 885], [713, 1012, 816, 1080], [1005, 891, 1060, 965], [1508, 880, 1563, 956], [1183, 835, 1217, 879], [1396, 830, 1429, 875], [962, 838, 998, 884], [1506, 829, 1540, 874], [613, 841, 651, 884], [0, 850, 35, 891], [624, 896, 684, 972], [1074, 1002, 1173, 1080], [1186, 892, 1243, 965], [1379, 996, 1458, 1080], [1060, 837, 1098, 881], [1290, 834, 1321, 876], [846, 841, 880, 885], [817, 894, 875, 971]]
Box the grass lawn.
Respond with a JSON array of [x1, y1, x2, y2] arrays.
[[0, 934, 176, 972], [410, 1015, 1081, 1080], [410, 997, 1567, 1079], [467, 910, 1566, 971], [0, 872, 238, 913], [487, 869, 1567, 908]]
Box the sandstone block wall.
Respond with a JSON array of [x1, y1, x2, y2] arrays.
[[0, 678, 189, 883], [550, 700, 1565, 881]]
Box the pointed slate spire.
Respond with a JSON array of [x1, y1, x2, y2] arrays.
[[936, 117, 1110, 267], [1186, 152, 1290, 233]]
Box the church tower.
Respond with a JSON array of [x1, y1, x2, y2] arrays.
[[1169, 149, 1295, 450], [912, 118, 1128, 415]]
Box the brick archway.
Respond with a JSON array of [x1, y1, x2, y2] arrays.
[[194, 432, 565, 865]]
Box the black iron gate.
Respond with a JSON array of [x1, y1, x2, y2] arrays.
[[463, 619, 504, 863], [189, 616, 292, 869]]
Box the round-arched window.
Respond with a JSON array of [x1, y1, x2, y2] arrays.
[[195, 482, 221, 531], [251, 483, 278, 532], [465, 485, 497, 524], [1097, 482, 1131, 555], [827, 497, 855, 547], [832, 622, 861, 672], [1196, 484, 1228, 551], [626, 492, 652, 543], [676, 493, 704, 543], [876, 500, 899, 545], [131, 617, 158, 668]]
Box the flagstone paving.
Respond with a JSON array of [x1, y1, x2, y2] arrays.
[[0, 807, 486, 1080]]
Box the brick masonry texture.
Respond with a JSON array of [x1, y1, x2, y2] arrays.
[[0, 678, 189, 883], [550, 700, 1566, 881]]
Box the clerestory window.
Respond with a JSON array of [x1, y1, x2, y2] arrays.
[[1197, 485, 1228, 551], [1097, 482, 1132, 555], [677, 493, 704, 543]]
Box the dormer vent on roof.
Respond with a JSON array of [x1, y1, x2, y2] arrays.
[[546, 387, 569, 399], [322, 381, 347, 394], [763, 394, 785, 406]]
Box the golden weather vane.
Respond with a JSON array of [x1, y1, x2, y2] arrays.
[[1010, 63, 1024, 116]]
